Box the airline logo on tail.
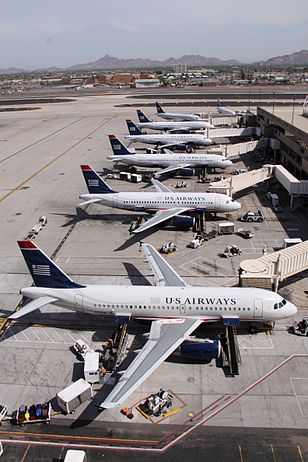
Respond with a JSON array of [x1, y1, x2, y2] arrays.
[[32, 264, 50, 276], [88, 179, 99, 187]]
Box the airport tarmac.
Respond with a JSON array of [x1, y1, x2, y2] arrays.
[[0, 94, 308, 460]]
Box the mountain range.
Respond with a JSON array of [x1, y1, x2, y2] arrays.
[[1, 50, 308, 74]]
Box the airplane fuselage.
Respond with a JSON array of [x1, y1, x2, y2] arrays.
[[20, 285, 296, 322], [137, 121, 214, 131], [108, 153, 232, 169], [125, 133, 212, 146], [157, 112, 200, 121], [79, 191, 240, 213]]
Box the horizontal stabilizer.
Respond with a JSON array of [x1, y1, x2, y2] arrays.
[[8, 296, 57, 320], [78, 198, 102, 207]]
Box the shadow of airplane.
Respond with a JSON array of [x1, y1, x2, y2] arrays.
[[122, 262, 151, 286]]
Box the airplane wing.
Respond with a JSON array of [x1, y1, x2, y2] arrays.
[[142, 243, 188, 287], [133, 207, 190, 234], [160, 142, 187, 149], [155, 164, 193, 177], [151, 178, 172, 193], [168, 127, 191, 133], [8, 296, 57, 320], [100, 317, 203, 409]]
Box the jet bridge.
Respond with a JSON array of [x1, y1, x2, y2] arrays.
[[208, 164, 308, 205], [239, 240, 308, 291], [208, 165, 274, 195]]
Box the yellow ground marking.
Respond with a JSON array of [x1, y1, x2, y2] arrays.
[[0, 430, 155, 444], [0, 115, 116, 204], [298, 445, 305, 462], [20, 444, 31, 462], [161, 407, 182, 418]]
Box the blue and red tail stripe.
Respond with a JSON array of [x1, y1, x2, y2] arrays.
[[18, 240, 84, 289], [81, 165, 117, 194]]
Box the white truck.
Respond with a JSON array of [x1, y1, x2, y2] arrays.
[[267, 192, 283, 212]]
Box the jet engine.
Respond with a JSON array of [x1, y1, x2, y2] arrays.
[[170, 215, 195, 229], [176, 338, 221, 361], [178, 168, 195, 177]]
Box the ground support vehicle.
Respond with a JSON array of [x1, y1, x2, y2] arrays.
[[57, 379, 93, 414], [13, 403, 51, 426], [73, 339, 94, 361], [239, 210, 264, 223], [293, 318, 308, 336], [237, 228, 255, 239], [221, 245, 242, 258], [160, 242, 177, 254], [138, 389, 173, 417]]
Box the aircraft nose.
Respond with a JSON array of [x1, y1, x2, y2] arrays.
[[287, 302, 297, 317], [233, 201, 241, 210]]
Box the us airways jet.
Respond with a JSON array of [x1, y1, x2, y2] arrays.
[[156, 102, 201, 121], [108, 134, 232, 176], [79, 164, 240, 233], [136, 109, 214, 132], [9, 241, 297, 411], [125, 120, 212, 149]]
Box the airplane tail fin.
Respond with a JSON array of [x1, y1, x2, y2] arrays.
[[137, 109, 152, 123], [18, 240, 84, 289], [155, 102, 164, 114], [81, 165, 117, 194], [108, 134, 132, 156], [126, 119, 142, 136]]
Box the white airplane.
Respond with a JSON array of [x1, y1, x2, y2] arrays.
[[136, 109, 214, 131], [79, 165, 241, 233], [216, 101, 247, 117], [156, 102, 201, 121], [9, 241, 297, 411], [125, 120, 212, 150], [108, 134, 232, 176], [217, 106, 238, 116]]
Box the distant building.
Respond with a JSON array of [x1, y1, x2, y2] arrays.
[[173, 64, 187, 74], [135, 79, 160, 88], [110, 73, 135, 85]]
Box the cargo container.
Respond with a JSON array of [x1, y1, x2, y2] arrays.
[[119, 171, 131, 181], [57, 379, 93, 414], [131, 173, 142, 183], [218, 222, 235, 235]]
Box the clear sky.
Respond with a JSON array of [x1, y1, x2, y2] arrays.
[[1, 0, 307, 69]]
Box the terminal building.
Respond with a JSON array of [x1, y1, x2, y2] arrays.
[[257, 105, 308, 180]]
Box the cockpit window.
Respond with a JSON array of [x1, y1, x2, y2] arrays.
[[274, 299, 287, 310]]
